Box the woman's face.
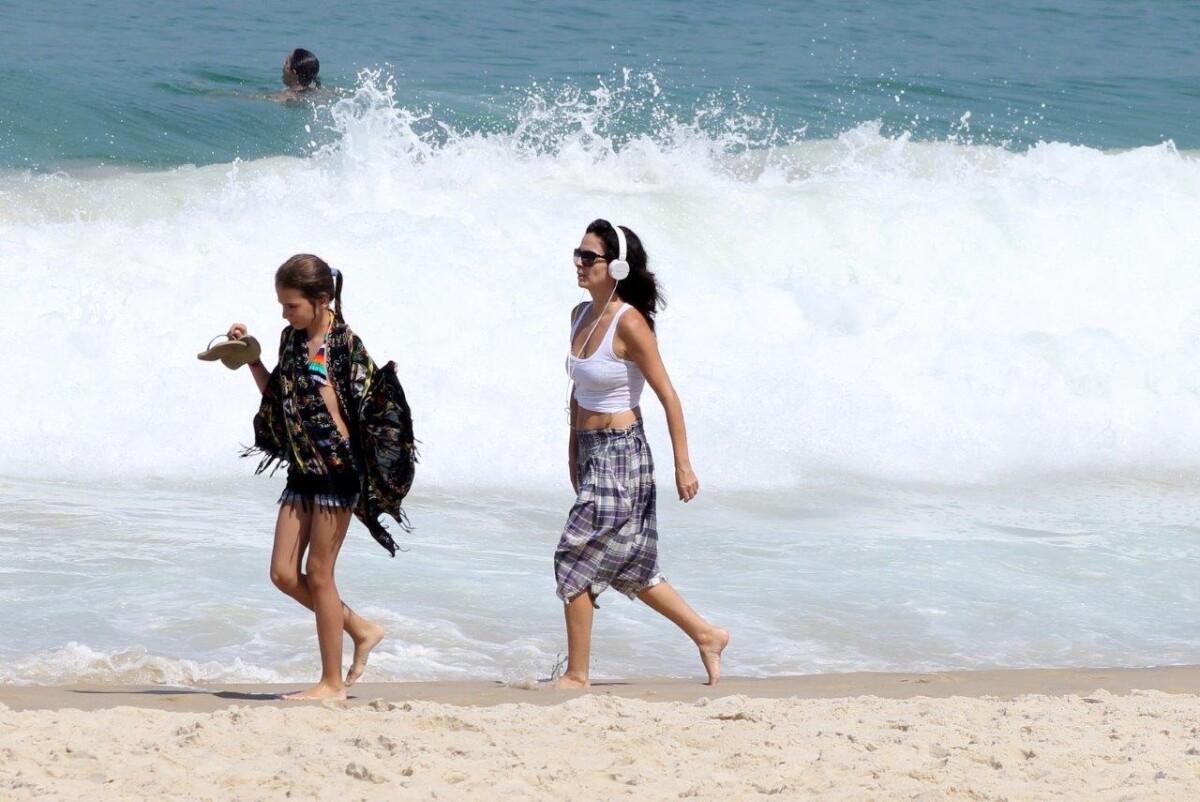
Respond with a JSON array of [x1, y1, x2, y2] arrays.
[[574, 232, 613, 291], [277, 286, 324, 331]]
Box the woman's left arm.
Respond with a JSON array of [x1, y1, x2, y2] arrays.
[[621, 313, 699, 502]]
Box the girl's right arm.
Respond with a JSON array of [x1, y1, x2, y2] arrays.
[[228, 323, 271, 395]]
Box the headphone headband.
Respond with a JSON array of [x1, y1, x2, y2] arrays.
[[609, 224, 630, 281]]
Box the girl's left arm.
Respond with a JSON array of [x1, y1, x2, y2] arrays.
[[621, 314, 699, 502]]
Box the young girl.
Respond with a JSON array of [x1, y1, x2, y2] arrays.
[[229, 254, 416, 701], [558, 219, 730, 687]]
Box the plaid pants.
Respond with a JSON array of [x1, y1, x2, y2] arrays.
[[555, 420, 666, 605]]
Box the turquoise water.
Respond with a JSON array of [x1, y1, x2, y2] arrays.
[[2, 0, 1197, 170], [4, 1, 1200, 684]]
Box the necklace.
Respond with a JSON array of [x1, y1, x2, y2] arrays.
[[570, 288, 619, 362]]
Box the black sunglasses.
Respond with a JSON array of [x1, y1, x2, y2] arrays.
[[573, 248, 609, 267]]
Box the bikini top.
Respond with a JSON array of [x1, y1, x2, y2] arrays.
[[307, 311, 334, 387], [308, 342, 329, 387]]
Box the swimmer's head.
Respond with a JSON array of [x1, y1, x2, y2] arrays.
[[283, 49, 321, 89]]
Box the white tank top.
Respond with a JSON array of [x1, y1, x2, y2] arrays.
[[566, 303, 646, 414]]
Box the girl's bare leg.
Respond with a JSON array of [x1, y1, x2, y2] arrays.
[[279, 504, 352, 700], [269, 502, 386, 686], [637, 582, 730, 685], [558, 591, 595, 688]]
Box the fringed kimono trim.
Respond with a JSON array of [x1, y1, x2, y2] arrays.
[[243, 324, 418, 557]]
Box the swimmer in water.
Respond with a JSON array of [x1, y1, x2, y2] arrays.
[[273, 48, 322, 103]]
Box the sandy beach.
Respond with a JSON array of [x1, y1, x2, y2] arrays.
[[4, 666, 1200, 800]]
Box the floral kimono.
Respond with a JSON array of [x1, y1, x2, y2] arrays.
[[246, 323, 417, 556]]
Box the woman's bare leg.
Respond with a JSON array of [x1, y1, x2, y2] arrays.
[[558, 591, 595, 688], [637, 582, 730, 685], [269, 502, 386, 686], [281, 504, 352, 700]]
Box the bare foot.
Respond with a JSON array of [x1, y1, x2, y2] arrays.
[[554, 674, 591, 689], [697, 627, 730, 686], [281, 682, 347, 701], [346, 622, 387, 687]]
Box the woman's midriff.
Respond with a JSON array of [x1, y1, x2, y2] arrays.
[[574, 406, 641, 431]]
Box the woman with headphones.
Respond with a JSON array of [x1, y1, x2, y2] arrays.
[[556, 218, 730, 687]]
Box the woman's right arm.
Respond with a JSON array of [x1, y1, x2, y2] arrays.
[[228, 323, 270, 395], [566, 303, 586, 493], [568, 395, 579, 493]]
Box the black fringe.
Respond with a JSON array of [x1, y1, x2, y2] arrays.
[[364, 517, 407, 558], [238, 444, 288, 477], [242, 442, 410, 558]]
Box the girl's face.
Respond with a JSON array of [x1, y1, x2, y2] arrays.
[[277, 286, 325, 331], [573, 232, 613, 291]]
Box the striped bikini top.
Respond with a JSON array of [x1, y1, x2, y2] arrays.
[[308, 342, 329, 386], [307, 310, 334, 386]]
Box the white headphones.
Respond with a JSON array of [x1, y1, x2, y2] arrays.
[[609, 225, 630, 281]]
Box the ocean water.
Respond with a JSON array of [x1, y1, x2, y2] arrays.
[[3, 1, 1200, 685]]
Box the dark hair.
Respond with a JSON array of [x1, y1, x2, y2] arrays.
[[275, 253, 344, 323], [287, 49, 321, 88], [586, 218, 663, 331]]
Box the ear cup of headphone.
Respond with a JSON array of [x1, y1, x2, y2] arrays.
[[610, 224, 630, 281]]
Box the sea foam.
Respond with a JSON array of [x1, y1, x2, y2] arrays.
[[5, 72, 1200, 488]]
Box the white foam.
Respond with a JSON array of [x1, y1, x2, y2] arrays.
[[5, 72, 1200, 487], [0, 642, 284, 686]]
